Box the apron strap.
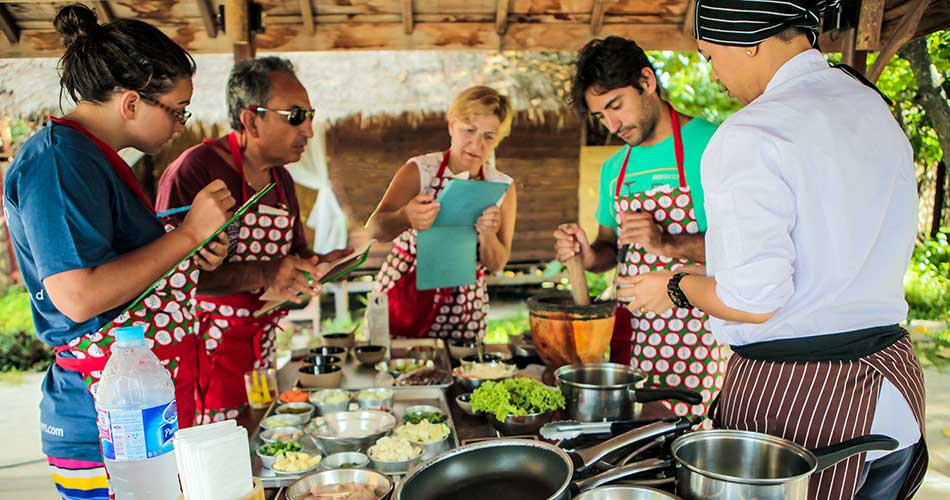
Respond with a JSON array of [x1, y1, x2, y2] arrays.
[[435, 150, 486, 181], [613, 104, 686, 198], [49, 117, 155, 212], [206, 133, 290, 209], [54, 335, 196, 373]]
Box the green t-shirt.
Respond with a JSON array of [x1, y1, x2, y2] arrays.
[[595, 117, 718, 234]]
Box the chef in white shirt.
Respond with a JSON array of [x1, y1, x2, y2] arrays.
[[619, 1, 927, 499]]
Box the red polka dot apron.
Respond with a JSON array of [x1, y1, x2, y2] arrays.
[[374, 151, 489, 339], [610, 109, 724, 426], [194, 132, 293, 423], [49, 117, 200, 428]]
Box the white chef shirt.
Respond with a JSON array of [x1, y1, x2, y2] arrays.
[[701, 49, 920, 456]]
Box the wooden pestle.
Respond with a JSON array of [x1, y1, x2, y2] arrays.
[[565, 254, 591, 306]]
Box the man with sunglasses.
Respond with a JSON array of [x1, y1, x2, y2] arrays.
[[156, 57, 346, 423]]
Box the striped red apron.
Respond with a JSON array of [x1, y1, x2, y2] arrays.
[[717, 334, 926, 499]]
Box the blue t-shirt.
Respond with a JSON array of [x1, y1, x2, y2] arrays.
[[3, 121, 164, 461]]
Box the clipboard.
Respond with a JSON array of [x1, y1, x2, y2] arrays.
[[253, 240, 376, 317], [122, 182, 277, 312]]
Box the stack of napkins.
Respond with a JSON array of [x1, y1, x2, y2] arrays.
[[175, 421, 254, 500]]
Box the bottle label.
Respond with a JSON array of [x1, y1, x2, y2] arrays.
[[98, 400, 178, 461]]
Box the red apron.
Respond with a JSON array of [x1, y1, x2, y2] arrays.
[[49, 117, 200, 428], [194, 132, 292, 424], [718, 335, 927, 499], [374, 151, 489, 339], [610, 109, 724, 426]]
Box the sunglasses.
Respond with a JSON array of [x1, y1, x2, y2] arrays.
[[140, 94, 191, 125], [249, 105, 316, 126]]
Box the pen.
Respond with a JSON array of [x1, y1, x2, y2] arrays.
[[155, 205, 191, 218]]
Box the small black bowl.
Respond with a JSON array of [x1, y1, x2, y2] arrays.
[[299, 363, 342, 375], [302, 355, 342, 366], [449, 339, 478, 348], [310, 346, 346, 357], [354, 345, 386, 354], [461, 353, 508, 364]]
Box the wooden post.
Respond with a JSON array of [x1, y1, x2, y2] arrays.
[[92, 1, 114, 24], [867, 0, 929, 83], [402, 0, 413, 35], [225, 0, 255, 62], [197, 0, 219, 38], [591, 0, 607, 36], [495, 0, 510, 35], [301, 0, 315, 36], [934, 160, 947, 238], [0, 5, 19, 44], [856, 0, 885, 50], [840, 28, 868, 75], [682, 0, 696, 36]]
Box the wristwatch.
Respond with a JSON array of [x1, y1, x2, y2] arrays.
[[667, 272, 693, 309]]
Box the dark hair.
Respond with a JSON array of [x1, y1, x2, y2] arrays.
[[227, 57, 297, 130], [569, 36, 657, 115], [54, 4, 195, 105]]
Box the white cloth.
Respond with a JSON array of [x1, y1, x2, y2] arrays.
[[701, 49, 920, 456], [412, 151, 513, 199], [284, 123, 348, 254]]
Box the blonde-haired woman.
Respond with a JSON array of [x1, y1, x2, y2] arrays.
[[367, 86, 517, 339]]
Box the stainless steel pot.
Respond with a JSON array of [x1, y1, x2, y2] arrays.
[[393, 419, 691, 500], [671, 430, 899, 500], [555, 363, 702, 422], [573, 486, 683, 500]]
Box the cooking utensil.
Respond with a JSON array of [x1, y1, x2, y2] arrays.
[[671, 430, 898, 500], [574, 485, 682, 500], [284, 468, 392, 500], [565, 255, 591, 306], [540, 419, 661, 441], [555, 363, 702, 422], [393, 418, 691, 500]]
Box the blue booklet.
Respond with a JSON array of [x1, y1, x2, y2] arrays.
[[416, 179, 509, 290]]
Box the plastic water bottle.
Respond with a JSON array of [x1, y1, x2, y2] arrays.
[[96, 326, 181, 499]]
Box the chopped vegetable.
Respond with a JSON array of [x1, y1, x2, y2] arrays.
[[394, 420, 450, 444], [280, 388, 310, 403], [403, 410, 447, 425], [470, 377, 565, 422], [273, 451, 321, 472], [310, 389, 350, 404], [369, 436, 421, 461], [259, 441, 302, 457]]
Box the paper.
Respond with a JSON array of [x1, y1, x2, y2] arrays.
[[416, 179, 509, 290], [254, 239, 375, 317]]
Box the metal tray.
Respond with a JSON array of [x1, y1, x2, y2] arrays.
[[341, 338, 454, 390], [252, 385, 460, 488]]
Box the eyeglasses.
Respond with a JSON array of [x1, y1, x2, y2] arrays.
[[249, 105, 316, 126], [140, 94, 192, 125]]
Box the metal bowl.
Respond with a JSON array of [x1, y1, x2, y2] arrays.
[[375, 358, 433, 378], [308, 410, 397, 454], [460, 353, 512, 365], [276, 402, 316, 423], [455, 393, 477, 416], [256, 444, 279, 469], [407, 345, 438, 362], [321, 451, 371, 470], [369, 445, 423, 474], [393, 423, 451, 460], [488, 410, 556, 436], [309, 389, 352, 415], [285, 468, 392, 500], [402, 405, 447, 424], [447, 339, 478, 360], [355, 388, 395, 410], [452, 362, 517, 392], [260, 426, 304, 444], [260, 414, 306, 430], [573, 485, 684, 500]]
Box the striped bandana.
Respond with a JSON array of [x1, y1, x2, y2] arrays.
[[693, 0, 842, 47]]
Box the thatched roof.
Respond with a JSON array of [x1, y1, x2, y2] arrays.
[[0, 50, 575, 126]]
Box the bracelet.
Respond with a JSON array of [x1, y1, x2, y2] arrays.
[[667, 272, 693, 309]]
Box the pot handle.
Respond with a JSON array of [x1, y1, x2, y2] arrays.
[[572, 416, 696, 469], [813, 434, 899, 472], [630, 388, 703, 405], [572, 458, 673, 493]]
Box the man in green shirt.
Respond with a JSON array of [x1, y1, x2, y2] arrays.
[[553, 36, 722, 421]]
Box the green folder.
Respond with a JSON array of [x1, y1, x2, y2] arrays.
[[124, 182, 277, 310], [416, 179, 509, 290]]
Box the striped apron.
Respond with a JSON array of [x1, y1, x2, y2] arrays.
[[717, 329, 926, 499]]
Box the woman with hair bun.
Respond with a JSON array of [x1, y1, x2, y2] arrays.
[[3, 5, 232, 498]]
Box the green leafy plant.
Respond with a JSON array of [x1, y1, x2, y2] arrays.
[[0, 287, 51, 372], [905, 230, 950, 321]]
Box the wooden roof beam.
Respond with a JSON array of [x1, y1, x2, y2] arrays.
[[0, 4, 18, 44], [496, 0, 510, 35], [867, 0, 929, 83], [402, 0, 413, 35], [301, 0, 314, 36], [92, 1, 114, 23], [591, 0, 607, 35], [225, 0, 255, 62], [197, 0, 218, 38], [856, 0, 885, 51]]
